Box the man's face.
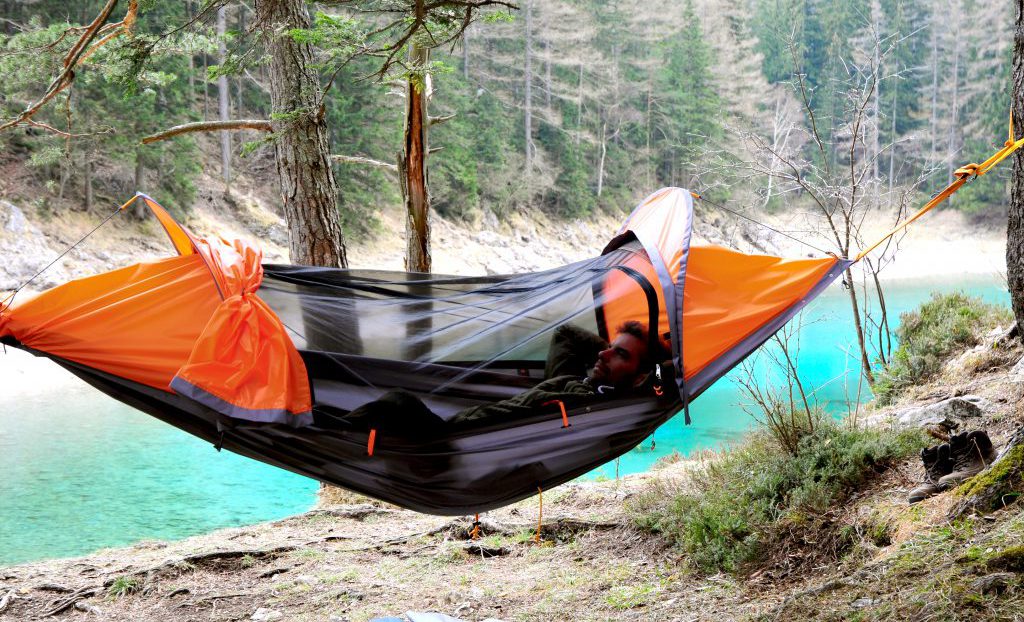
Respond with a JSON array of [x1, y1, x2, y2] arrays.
[[589, 332, 647, 388]]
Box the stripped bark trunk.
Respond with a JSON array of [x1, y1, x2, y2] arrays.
[[404, 42, 431, 273], [256, 0, 347, 267], [217, 5, 231, 184], [1008, 0, 1024, 331]]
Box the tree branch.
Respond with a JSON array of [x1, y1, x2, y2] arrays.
[[141, 120, 272, 144], [0, 0, 136, 135], [429, 113, 456, 126], [331, 154, 399, 172]]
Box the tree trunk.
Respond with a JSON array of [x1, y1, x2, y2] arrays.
[[576, 64, 583, 147], [133, 148, 146, 219], [203, 52, 209, 121], [646, 75, 653, 191], [84, 156, 94, 214], [217, 5, 231, 185], [187, 1, 195, 106], [237, 5, 245, 120], [524, 0, 533, 174], [404, 42, 431, 273], [597, 121, 606, 197], [1008, 0, 1024, 330], [948, 20, 961, 186], [544, 39, 551, 109], [888, 76, 897, 196], [845, 268, 875, 386], [462, 24, 470, 80], [930, 6, 940, 156], [870, 0, 881, 207], [256, 0, 347, 268]]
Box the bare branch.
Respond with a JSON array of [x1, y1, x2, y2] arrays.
[[429, 113, 456, 126], [331, 154, 399, 172], [24, 118, 110, 139], [141, 119, 273, 144]]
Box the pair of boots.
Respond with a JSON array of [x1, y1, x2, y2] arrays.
[[908, 430, 998, 504]]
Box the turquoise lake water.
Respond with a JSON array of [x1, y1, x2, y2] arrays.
[[0, 275, 1010, 566]]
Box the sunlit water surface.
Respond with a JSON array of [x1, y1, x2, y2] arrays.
[[0, 275, 1008, 565]]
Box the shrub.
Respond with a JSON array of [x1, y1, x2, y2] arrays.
[[874, 292, 1011, 405], [627, 424, 926, 573]]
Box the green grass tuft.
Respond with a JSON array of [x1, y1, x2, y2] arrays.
[[627, 424, 926, 574], [107, 575, 142, 599], [874, 292, 1011, 405]]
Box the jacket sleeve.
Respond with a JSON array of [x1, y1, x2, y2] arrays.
[[450, 377, 594, 425], [544, 324, 608, 379]]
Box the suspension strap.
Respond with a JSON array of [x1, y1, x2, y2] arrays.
[[0, 195, 138, 314], [533, 486, 544, 543], [856, 110, 1024, 262]]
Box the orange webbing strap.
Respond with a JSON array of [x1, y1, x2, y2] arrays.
[[367, 428, 377, 456], [856, 109, 1024, 262], [469, 513, 481, 540], [542, 400, 570, 428], [533, 486, 544, 543]]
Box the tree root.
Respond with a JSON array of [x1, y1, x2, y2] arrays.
[[40, 585, 101, 617]]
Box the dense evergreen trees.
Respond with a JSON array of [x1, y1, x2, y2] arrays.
[[0, 0, 1016, 229]]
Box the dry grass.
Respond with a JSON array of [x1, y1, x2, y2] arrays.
[[316, 484, 380, 508]]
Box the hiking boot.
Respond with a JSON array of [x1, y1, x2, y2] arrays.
[[937, 431, 998, 490], [908, 443, 953, 503]]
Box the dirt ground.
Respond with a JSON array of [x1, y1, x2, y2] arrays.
[[1, 157, 1019, 622], [1, 358, 1021, 622], [0, 468, 761, 622]]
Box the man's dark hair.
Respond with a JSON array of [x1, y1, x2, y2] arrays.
[[616, 321, 670, 369]]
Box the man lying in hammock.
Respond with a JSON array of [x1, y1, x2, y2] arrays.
[[345, 321, 667, 434]]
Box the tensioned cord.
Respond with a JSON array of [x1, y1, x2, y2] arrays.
[[0, 196, 137, 314], [689, 192, 834, 257]]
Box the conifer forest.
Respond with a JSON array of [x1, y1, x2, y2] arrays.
[[0, 0, 1014, 237]]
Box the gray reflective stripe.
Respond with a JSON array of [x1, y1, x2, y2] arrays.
[[170, 376, 313, 427]]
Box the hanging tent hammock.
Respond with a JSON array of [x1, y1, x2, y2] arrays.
[[1, 125, 1020, 514]]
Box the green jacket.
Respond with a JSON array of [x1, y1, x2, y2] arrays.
[[450, 324, 610, 425]]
